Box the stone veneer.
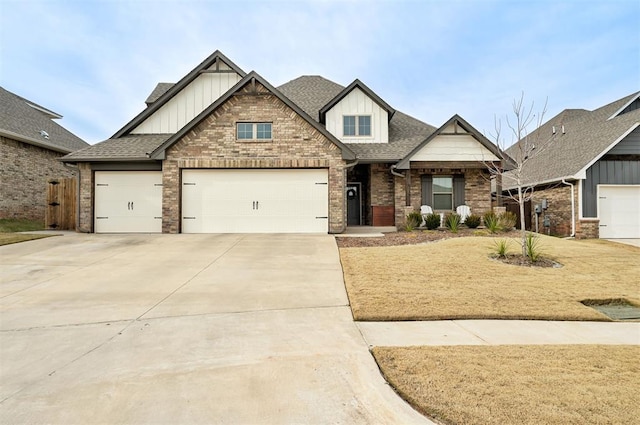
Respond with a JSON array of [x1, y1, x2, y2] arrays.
[[162, 82, 347, 233], [0, 136, 77, 221]]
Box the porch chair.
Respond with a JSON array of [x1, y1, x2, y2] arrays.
[[456, 205, 471, 223], [420, 205, 433, 227]]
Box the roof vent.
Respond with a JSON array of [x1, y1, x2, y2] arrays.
[[561, 125, 565, 134], [39, 130, 50, 139], [552, 126, 556, 134]]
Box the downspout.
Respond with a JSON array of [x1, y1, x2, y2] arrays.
[[561, 179, 576, 237], [390, 164, 405, 178], [345, 158, 359, 170]]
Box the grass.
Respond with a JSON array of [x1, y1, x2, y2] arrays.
[[0, 219, 52, 246], [373, 345, 640, 425], [340, 235, 640, 321]]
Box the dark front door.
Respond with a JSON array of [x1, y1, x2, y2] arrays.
[[346, 183, 361, 225]]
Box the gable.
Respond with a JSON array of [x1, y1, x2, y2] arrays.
[[606, 126, 640, 155], [324, 87, 389, 144], [396, 115, 503, 169], [150, 72, 355, 161], [410, 126, 500, 162], [164, 81, 344, 163], [132, 66, 242, 134]]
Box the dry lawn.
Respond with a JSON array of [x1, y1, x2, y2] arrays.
[[373, 345, 640, 425], [0, 233, 53, 246], [340, 235, 640, 321]]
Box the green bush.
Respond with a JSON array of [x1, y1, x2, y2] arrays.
[[405, 211, 423, 231], [465, 214, 481, 229], [424, 213, 441, 230], [444, 212, 461, 233], [483, 211, 499, 233], [498, 211, 517, 231]]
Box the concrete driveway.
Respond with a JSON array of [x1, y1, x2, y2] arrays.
[[0, 233, 429, 424]]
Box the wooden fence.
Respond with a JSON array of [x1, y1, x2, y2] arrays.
[[45, 178, 76, 230]]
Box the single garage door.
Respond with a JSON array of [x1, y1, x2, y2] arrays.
[[182, 169, 328, 233], [598, 185, 640, 238], [94, 171, 163, 233]]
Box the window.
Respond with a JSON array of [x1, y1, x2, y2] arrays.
[[432, 176, 453, 210], [343, 115, 371, 137], [237, 122, 272, 140]]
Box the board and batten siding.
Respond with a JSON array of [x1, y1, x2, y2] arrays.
[[131, 71, 242, 134], [607, 127, 640, 155], [324, 87, 388, 143], [410, 125, 500, 162], [583, 160, 640, 217]]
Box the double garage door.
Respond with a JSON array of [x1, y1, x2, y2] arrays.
[[182, 169, 328, 233], [598, 185, 640, 238], [94, 169, 328, 233]]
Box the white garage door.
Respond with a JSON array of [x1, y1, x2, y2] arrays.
[[182, 169, 328, 233], [94, 171, 163, 233], [598, 185, 640, 238]]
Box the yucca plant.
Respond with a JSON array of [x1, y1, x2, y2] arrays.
[[444, 212, 461, 233], [483, 211, 499, 233], [493, 238, 510, 258]]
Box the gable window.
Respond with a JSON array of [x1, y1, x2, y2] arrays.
[[343, 115, 371, 137], [237, 122, 272, 140], [432, 176, 453, 210]]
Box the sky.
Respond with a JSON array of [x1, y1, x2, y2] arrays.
[[1, 0, 638, 147]]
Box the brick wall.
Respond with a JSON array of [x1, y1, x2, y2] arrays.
[[576, 219, 599, 239], [0, 136, 76, 221], [370, 163, 394, 206], [531, 185, 574, 237], [163, 82, 347, 233], [392, 167, 492, 227]]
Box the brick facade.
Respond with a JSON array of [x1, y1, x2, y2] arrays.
[[392, 167, 492, 227], [0, 136, 77, 221], [77, 163, 93, 232], [162, 82, 347, 233], [576, 219, 599, 239], [530, 185, 575, 237]]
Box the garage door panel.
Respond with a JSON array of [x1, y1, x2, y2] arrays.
[[598, 185, 640, 238], [95, 171, 162, 233], [182, 169, 328, 233]]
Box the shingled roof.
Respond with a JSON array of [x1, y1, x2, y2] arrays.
[[63, 134, 171, 161], [278, 76, 437, 161], [504, 91, 640, 188], [0, 86, 88, 153]]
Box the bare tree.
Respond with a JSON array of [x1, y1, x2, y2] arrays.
[[488, 92, 548, 257]]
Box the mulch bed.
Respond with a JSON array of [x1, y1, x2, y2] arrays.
[[335, 228, 519, 248], [336, 228, 559, 268]]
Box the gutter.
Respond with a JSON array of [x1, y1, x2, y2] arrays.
[[561, 179, 576, 237], [345, 158, 359, 170]]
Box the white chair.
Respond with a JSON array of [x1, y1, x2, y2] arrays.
[[456, 205, 471, 223], [420, 205, 433, 227]]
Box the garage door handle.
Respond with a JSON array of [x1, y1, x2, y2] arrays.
[[256, 201, 259, 210], [131, 202, 134, 210], [128, 202, 131, 210]]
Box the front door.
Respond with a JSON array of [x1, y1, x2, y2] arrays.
[[346, 183, 361, 226]]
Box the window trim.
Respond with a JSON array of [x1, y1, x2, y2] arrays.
[[236, 122, 272, 141], [343, 115, 372, 137], [432, 175, 453, 211]]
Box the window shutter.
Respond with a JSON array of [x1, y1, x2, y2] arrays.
[[421, 175, 432, 206], [454, 175, 465, 207]]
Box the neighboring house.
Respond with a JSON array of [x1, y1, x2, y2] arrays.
[[504, 91, 640, 239], [61, 51, 507, 234], [0, 87, 88, 221]]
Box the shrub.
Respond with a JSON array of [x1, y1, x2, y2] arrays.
[[498, 211, 517, 231], [465, 214, 481, 229], [524, 232, 543, 262], [405, 211, 423, 231], [493, 238, 510, 258], [444, 212, 461, 233], [424, 213, 441, 230], [483, 211, 499, 233]]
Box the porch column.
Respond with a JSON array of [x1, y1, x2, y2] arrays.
[[405, 169, 411, 206]]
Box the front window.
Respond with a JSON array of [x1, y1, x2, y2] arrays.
[[237, 122, 272, 140], [433, 176, 453, 210], [343, 115, 371, 137]]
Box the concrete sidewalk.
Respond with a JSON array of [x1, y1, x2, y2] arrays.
[[357, 320, 640, 347]]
